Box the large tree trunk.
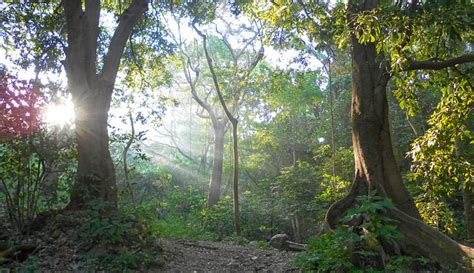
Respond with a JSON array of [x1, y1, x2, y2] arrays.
[[325, 0, 474, 269], [208, 125, 226, 208], [68, 83, 116, 209], [62, 0, 148, 210]]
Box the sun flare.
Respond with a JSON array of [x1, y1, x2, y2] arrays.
[[44, 101, 75, 126]]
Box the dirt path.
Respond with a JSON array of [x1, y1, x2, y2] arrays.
[[158, 239, 300, 272]]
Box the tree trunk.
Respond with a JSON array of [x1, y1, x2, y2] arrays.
[[291, 214, 303, 243], [123, 112, 136, 207], [325, 0, 474, 269], [68, 83, 116, 210], [62, 0, 148, 210], [463, 183, 474, 240], [231, 120, 241, 236], [198, 136, 211, 174], [326, 13, 420, 226], [208, 125, 226, 208], [456, 138, 474, 240]]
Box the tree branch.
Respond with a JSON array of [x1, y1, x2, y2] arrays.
[[183, 55, 220, 126], [405, 54, 474, 71], [101, 0, 148, 87], [193, 22, 237, 125], [157, 127, 196, 163]]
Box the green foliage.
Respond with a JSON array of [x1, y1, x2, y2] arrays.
[[274, 161, 321, 215], [77, 201, 161, 272], [201, 195, 234, 239], [295, 231, 357, 271], [80, 209, 132, 245], [297, 228, 435, 272], [410, 78, 473, 185], [16, 255, 40, 273], [347, 1, 473, 73], [222, 234, 250, 245], [316, 174, 351, 206], [407, 174, 462, 237], [385, 254, 433, 272], [0, 127, 75, 233], [152, 185, 218, 240], [0, 1, 64, 72], [255, 240, 271, 249], [404, 77, 473, 238], [343, 193, 402, 247], [152, 186, 277, 241], [3, 1, 472, 271]]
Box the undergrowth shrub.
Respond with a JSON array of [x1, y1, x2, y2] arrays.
[[78, 201, 160, 272], [149, 185, 278, 241], [295, 231, 357, 271]]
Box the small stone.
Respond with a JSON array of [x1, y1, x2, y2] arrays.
[[155, 256, 166, 267], [227, 262, 240, 269]]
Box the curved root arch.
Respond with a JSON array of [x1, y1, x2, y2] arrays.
[[324, 178, 474, 270]]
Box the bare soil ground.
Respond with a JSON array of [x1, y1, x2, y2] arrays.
[[158, 238, 299, 272]]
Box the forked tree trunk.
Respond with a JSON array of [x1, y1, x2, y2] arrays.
[[62, 0, 148, 210], [181, 45, 229, 209], [208, 125, 226, 208], [325, 0, 474, 269]]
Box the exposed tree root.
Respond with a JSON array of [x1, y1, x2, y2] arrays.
[[324, 178, 367, 230], [391, 209, 474, 270], [324, 184, 474, 271]]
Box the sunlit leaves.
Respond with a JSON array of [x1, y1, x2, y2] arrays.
[[345, 1, 473, 74], [244, 0, 337, 51], [409, 78, 473, 186], [412, 184, 460, 236], [0, 1, 64, 72], [264, 69, 323, 115], [392, 70, 424, 116]]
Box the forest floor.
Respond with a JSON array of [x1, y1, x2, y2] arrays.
[[2, 236, 299, 272], [159, 238, 299, 272], [0, 210, 299, 272]]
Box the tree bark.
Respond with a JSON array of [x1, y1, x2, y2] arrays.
[[123, 112, 136, 206], [68, 85, 116, 209], [63, 0, 148, 210], [463, 183, 474, 240], [456, 138, 474, 240], [325, 0, 474, 269], [208, 125, 226, 208], [231, 120, 240, 235]]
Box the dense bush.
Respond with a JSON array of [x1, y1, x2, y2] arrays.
[[0, 126, 75, 234]]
